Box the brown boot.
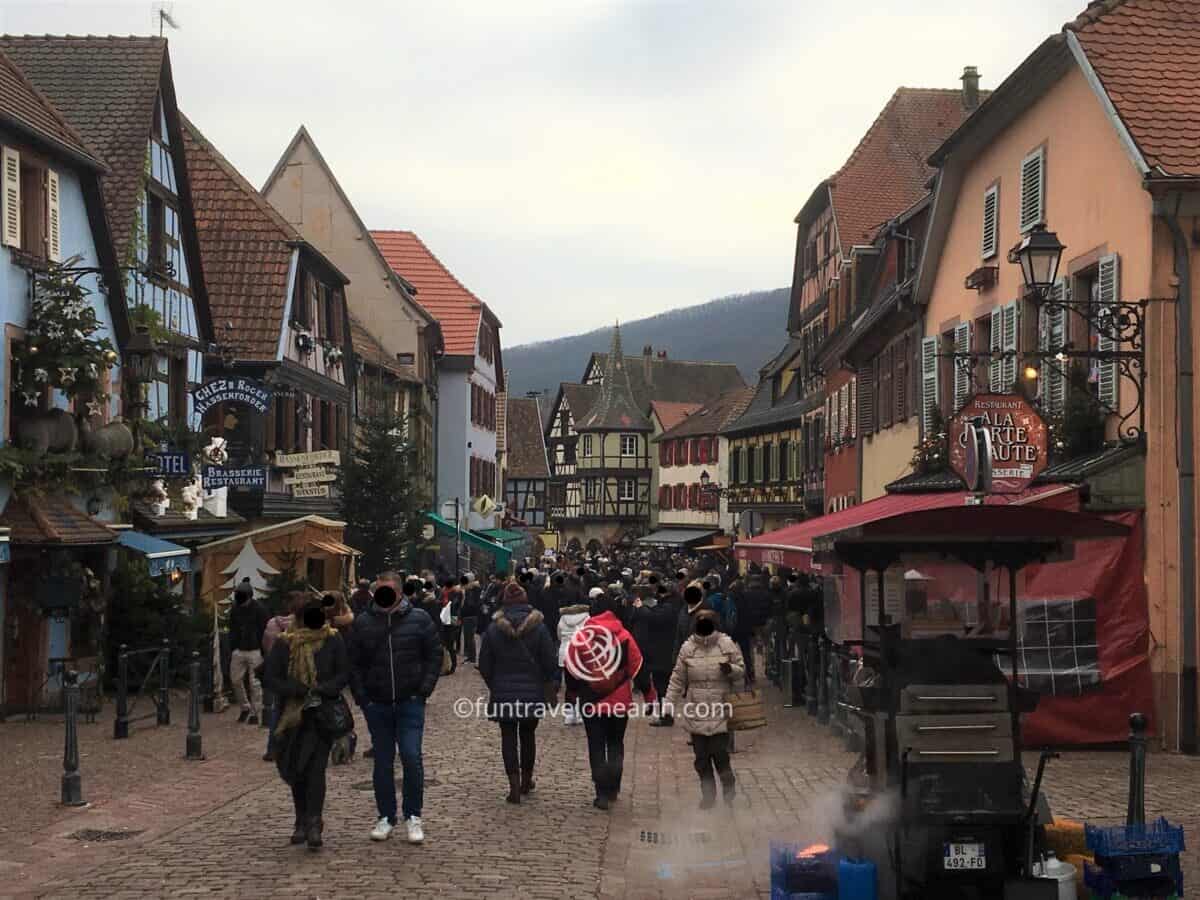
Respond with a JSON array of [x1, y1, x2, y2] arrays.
[[506, 769, 522, 804], [305, 817, 323, 850], [520, 767, 536, 795]]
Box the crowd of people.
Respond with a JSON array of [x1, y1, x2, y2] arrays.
[[223, 547, 825, 851]]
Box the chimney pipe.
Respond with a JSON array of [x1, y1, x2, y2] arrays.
[[643, 346, 653, 383], [961, 66, 980, 112]]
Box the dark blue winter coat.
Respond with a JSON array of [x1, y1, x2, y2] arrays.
[[478, 604, 558, 719], [347, 599, 441, 706]]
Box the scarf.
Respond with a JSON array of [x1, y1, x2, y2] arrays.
[[274, 623, 336, 736]]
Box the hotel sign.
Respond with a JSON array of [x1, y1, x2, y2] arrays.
[[950, 394, 1048, 494]]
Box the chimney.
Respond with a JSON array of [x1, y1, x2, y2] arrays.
[[643, 345, 653, 383], [643, 344, 652, 356], [657, 350, 667, 360], [961, 66, 980, 112]]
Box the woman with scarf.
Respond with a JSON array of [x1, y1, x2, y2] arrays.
[[478, 581, 559, 803], [564, 592, 657, 810], [665, 608, 745, 808], [263, 600, 350, 849]]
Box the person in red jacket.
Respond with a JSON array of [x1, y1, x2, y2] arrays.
[[564, 592, 657, 810]]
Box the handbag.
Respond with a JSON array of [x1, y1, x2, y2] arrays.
[[440, 603, 452, 626], [312, 693, 354, 740], [722, 647, 765, 731]]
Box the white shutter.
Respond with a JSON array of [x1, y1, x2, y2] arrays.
[[1040, 280, 1068, 415], [47, 169, 61, 262], [1097, 254, 1120, 409], [839, 384, 849, 440], [2, 147, 20, 248], [921, 336, 939, 435], [1019, 148, 1045, 232], [953, 321, 973, 411], [981, 185, 999, 259], [1002, 301, 1020, 389], [989, 307, 1004, 391]]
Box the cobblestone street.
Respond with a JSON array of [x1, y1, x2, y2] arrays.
[[3, 668, 1199, 899]]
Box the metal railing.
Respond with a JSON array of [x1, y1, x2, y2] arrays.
[[113, 639, 172, 739]]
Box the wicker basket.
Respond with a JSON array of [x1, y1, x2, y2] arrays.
[[727, 689, 766, 731]]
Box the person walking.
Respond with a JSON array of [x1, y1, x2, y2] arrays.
[[440, 585, 463, 674], [564, 592, 657, 810], [350, 579, 374, 616], [632, 583, 681, 727], [229, 579, 269, 725], [262, 591, 306, 762], [664, 609, 745, 809], [478, 581, 559, 803], [674, 580, 710, 662], [262, 599, 350, 849], [557, 590, 595, 726], [460, 573, 481, 664], [348, 575, 441, 845]]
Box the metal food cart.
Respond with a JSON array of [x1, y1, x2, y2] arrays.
[[812, 503, 1130, 900]]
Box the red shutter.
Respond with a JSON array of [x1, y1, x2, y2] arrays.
[[673, 483, 685, 509], [659, 485, 671, 510], [687, 483, 698, 509], [658, 442, 668, 466], [698, 438, 709, 464], [711, 437, 719, 463]]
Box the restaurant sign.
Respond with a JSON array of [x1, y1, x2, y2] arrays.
[[275, 450, 340, 468], [193, 377, 272, 418], [203, 466, 267, 491], [950, 394, 1048, 494]]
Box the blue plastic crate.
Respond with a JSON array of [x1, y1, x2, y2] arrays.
[[1085, 818, 1186, 857], [1085, 860, 1183, 899]]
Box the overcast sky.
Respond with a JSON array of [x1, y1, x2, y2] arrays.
[[2, 1, 1084, 345]]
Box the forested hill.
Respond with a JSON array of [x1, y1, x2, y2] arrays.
[[504, 288, 789, 399]]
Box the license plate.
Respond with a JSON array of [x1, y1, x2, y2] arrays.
[[944, 842, 986, 870]]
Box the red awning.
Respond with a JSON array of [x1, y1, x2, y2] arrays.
[[734, 484, 1077, 571]]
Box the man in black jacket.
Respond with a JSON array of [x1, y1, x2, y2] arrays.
[[632, 583, 680, 726], [228, 579, 269, 724], [459, 573, 482, 664], [349, 573, 441, 845]]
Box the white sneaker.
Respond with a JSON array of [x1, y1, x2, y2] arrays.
[[370, 817, 394, 841], [406, 816, 424, 844]]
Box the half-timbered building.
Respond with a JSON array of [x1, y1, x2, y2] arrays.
[[503, 395, 550, 529], [182, 115, 353, 525]]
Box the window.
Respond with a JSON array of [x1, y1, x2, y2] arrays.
[[585, 479, 598, 502], [619, 479, 636, 501], [658, 441, 670, 467], [658, 484, 672, 510], [1019, 147, 1045, 233], [731, 446, 741, 483], [779, 438, 790, 481], [2, 148, 63, 262], [761, 442, 773, 483], [1018, 597, 1100, 696], [981, 184, 999, 260], [322, 285, 342, 343], [582, 434, 594, 457], [620, 434, 637, 457], [292, 268, 310, 328], [710, 437, 719, 463]]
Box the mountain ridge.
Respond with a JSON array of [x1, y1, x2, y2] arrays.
[[503, 288, 789, 400]]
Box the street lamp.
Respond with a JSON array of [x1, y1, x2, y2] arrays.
[[1009, 225, 1065, 299], [699, 470, 711, 489]]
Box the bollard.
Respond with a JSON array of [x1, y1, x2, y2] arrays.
[[157, 638, 171, 726], [61, 669, 85, 806], [817, 638, 830, 725], [805, 634, 819, 715], [1126, 711, 1148, 827], [185, 652, 204, 761], [113, 644, 129, 739]]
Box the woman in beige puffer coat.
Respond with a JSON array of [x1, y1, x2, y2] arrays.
[[664, 609, 745, 808]]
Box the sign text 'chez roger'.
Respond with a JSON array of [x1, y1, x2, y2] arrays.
[[949, 393, 1048, 493], [192, 377, 272, 418]]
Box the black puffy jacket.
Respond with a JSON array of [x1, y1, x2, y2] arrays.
[[478, 604, 557, 712], [348, 599, 442, 705], [630, 596, 679, 674]]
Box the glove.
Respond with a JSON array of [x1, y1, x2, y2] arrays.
[[719, 661, 733, 675]]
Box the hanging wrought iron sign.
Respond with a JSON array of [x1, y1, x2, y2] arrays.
[[192, 377, 272, 418], [950, 394, 1047, 493]]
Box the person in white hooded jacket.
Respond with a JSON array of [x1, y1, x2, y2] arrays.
[[557, 589, 597, 725]]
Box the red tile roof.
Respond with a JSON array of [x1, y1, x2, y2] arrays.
[[181, 113, 296, 359], [830, 88, 981, 248], [650, 400, 702, 432], [0, 36, 167, 263], [0, 48, 99, 166], [506, 396, 550, 480], [1068, 0, 1200, 177], [656, 386, 756, 441], [0, 493, 116, 546], [371, 230, 493, 356]]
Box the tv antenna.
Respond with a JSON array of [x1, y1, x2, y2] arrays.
[[152, 3, 180, 37]]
